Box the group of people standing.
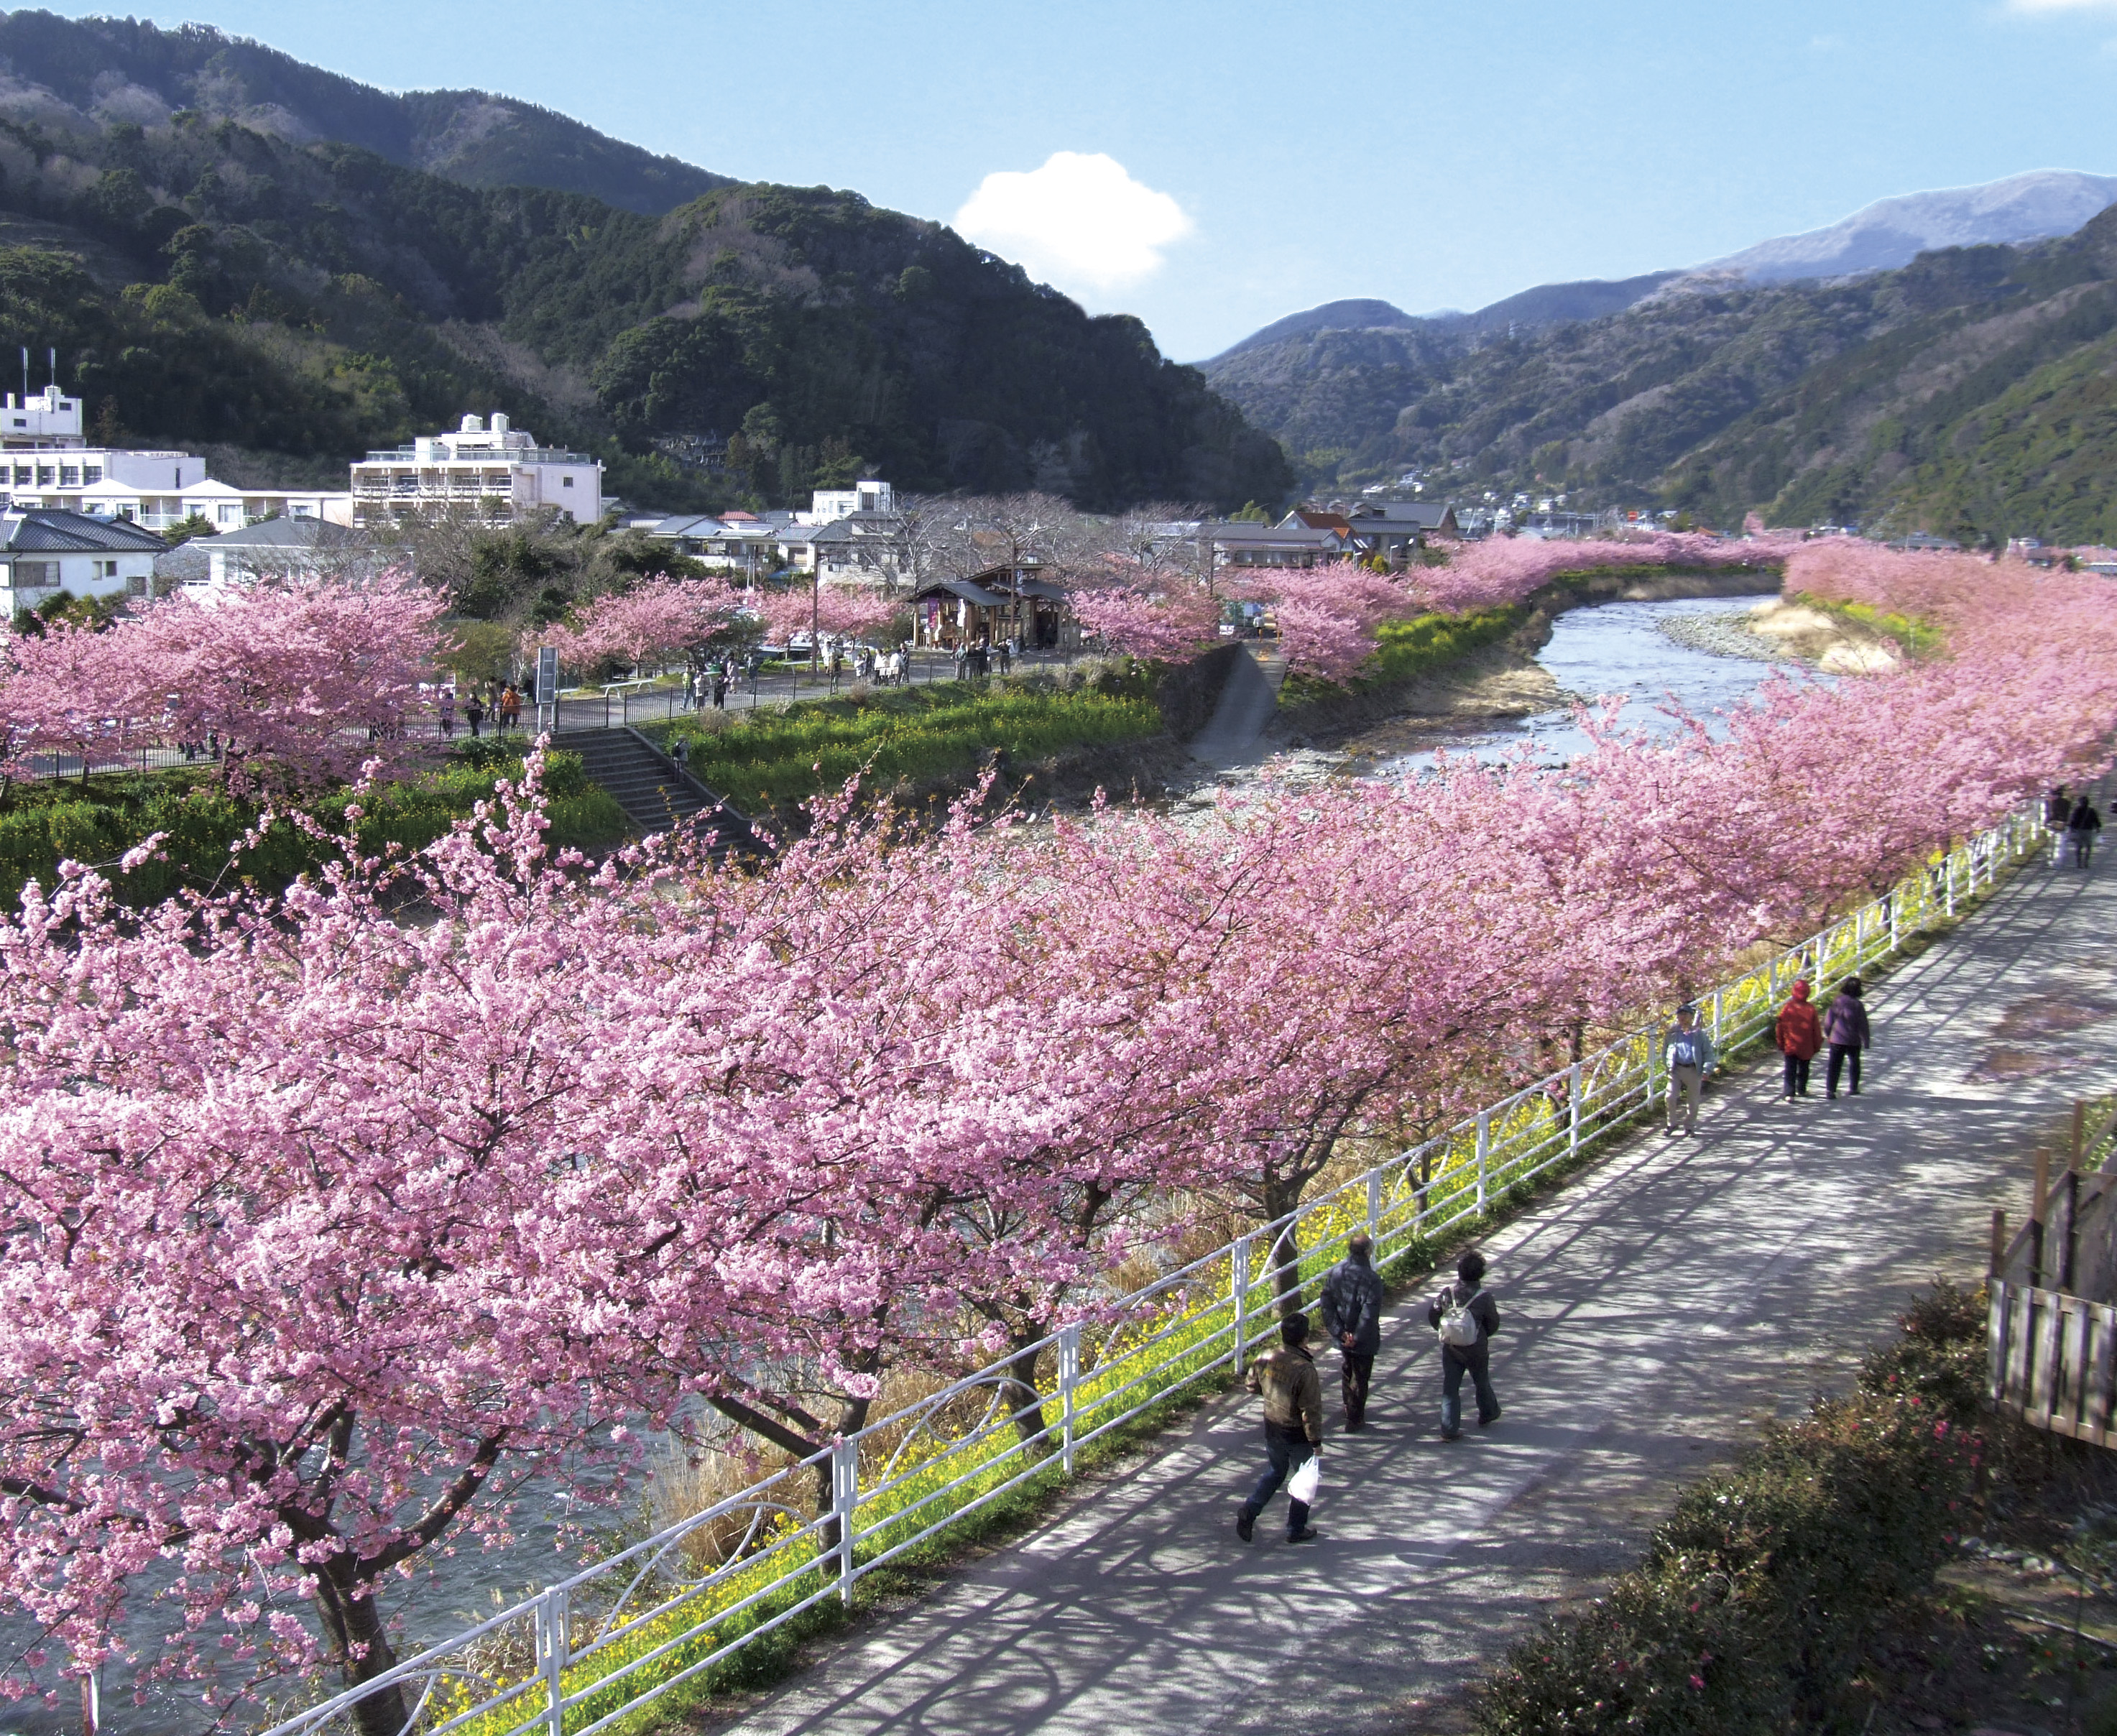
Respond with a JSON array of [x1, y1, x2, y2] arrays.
[[435, 683, 522, 739], [2047, 785, 2103, 869], [1233, 1236, 1502, 1545]]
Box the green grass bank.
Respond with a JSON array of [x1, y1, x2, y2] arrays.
[[0, 747, 627, 910]]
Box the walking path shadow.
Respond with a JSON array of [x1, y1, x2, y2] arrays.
[[1189, 646, 1286, 770], [719, 852, 2117, 1736]]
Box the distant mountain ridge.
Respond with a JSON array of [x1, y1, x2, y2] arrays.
[[1211, 168, 2117, 366], [0, 9, 733, 214], [1696, 169, 2117, 285]]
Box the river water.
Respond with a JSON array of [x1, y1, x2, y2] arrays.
[[1363, 591, 1808, 775], [0, 593, 1804, 1736]]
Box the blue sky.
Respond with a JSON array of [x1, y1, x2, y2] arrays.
[[40, 0, 2117, 360]]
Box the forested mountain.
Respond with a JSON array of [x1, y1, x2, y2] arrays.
[[0, 66, 1289, 512], [1208, 206, 2117, 543], [0, 11, 732, 214]]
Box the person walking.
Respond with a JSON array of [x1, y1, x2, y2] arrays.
[[1824, 976, 1871, 1099], [2069, 795, 2103, 869], [1775, 979, 1824, 1099], [464, 695, 486, 739], [1319, 1233, 1385, 1432], [438, 688, 456, 739], [1661, 1001, 1716, 1135], [712, 671, 729, 710], [501, 685, 522, 731], [1235, 1313, 1324, 1543], [1426, 1250, 1501, 1440], [2048, 785, 2072, 864]]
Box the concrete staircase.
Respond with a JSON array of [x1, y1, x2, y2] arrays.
[[551, 728, 760, 857]]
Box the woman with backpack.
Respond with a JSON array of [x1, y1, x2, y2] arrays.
[[1775, 979, 1824, 1100], [1823, 976, 1871, 1100], [1427, 1249, 1503, 1440]]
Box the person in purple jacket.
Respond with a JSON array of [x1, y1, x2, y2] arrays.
[[1824, 976, 1872, 1101]]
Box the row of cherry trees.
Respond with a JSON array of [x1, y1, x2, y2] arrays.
[[2, 547, 2114, 1725]]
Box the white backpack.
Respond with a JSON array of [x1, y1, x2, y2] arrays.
[[1436, 1284, 1482, 1349]]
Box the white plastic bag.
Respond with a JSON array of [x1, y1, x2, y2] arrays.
[[1287, 1453, 1321, 1506]]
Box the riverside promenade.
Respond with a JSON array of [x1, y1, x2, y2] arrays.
[[718, 849, 2117, 1736]]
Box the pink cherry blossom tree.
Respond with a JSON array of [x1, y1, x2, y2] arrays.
[[539, 573, 746, 676], [0, 573, 442, 792]]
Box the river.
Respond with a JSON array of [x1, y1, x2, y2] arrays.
[[1361, 591, 1811, 775]]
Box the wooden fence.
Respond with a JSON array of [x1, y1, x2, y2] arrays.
[[1989, 1278, 2117, 1445]]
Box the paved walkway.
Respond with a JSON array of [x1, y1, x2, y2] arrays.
[[721, 847, 2117, 1735], [1189, 646, 1287, 768]]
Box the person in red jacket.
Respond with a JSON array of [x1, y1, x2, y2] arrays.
[[1776, 979, 1825, 1100]]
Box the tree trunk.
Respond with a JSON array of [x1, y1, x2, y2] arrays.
[[310, 1564, 407, 1736], [1262, 1176, 1306, 1313], [1000, 1340, 1054, 1456]]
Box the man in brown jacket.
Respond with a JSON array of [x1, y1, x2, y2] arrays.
[[1236, 1312, 1324, 1543]]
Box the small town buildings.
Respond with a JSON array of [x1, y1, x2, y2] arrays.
[[195, 520, 407, 591], [351, 414, 604, 527], [0, 508, 164, 619], [0, 387, 210, 512], [1212, 522, 1350, 568], [803, 479, 896, 524], [78, 477, 355, 532], [645, 513, 778, 578]]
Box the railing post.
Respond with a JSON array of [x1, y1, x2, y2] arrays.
[[1709, 987, 1722, 1044], [1058, 1322, 1082, 1476], [831, 1438, 860, 1605], [1475, 1110, 1490, 1213], [1946, 849, 1957, 918], [1568, 1061, 1582, 1158], [1231, 1236, 1252, 1374], [1365, 1167, 1381, 1242], [1888, 892, 1899, 954], [535, 1586, 568, 1736]]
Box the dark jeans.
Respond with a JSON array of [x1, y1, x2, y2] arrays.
[[1827, 1044, 1862, 1096], [1441, 1344, 1499, 1436], [1782, 1053, 1812, 1096], [1340, 1350, 1374, 1426], [1240, 1422, 1314, 1537]]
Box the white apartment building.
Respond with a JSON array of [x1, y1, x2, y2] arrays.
[[0, 387, 208, 512], [803, 479, 895, 525], [351, 413, 604, 527]]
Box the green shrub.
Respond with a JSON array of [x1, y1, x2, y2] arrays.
[[1475, 1287, 1984, 1735]]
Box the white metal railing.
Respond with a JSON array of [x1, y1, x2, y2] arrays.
[[251, 807, 2044, 1736]]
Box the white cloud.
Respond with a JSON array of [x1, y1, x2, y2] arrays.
[[954, 152, 1194, 293]]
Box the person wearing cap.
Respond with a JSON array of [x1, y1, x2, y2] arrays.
[[1236, 1311, 1324, 1543], [1661, 1002, 1717, 1136]]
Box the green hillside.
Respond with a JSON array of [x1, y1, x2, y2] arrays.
[[1207, 211, 2117, 542], [0, 98, 1288, 512], [0, 10, 732, 214]]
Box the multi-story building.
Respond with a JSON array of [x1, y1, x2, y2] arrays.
[[803, 479, 896, 524], [0, 386, 209, 512], [351, 413, 604, 527]]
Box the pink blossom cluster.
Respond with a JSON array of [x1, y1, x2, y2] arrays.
[[0, 573, 441, 791], [539, 575, 745, 671], [3, 545, 2114, 1714], [1413, 530, 1796, 614], [1232, 561, 1421, 682], [750, 581, 902, 646], [1067, 563, 1224, 662]]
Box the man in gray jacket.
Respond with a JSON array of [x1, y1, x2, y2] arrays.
[[1319, 1232, 1386, 1431], [1662, 1002, 1717, 1136]]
